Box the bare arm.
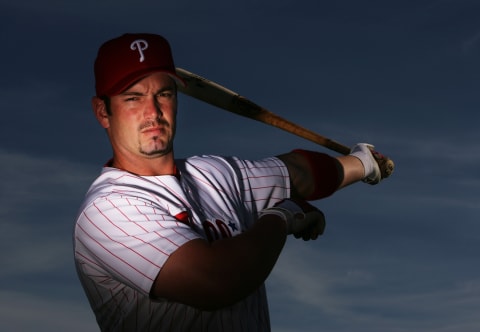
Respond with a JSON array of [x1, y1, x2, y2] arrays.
[[151, 214, 287, 310], [336, 155, 367, 187]]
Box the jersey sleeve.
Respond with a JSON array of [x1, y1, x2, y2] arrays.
[[175, 155, 291, 234], [200, 155, 291, 217], [229, 156, 291, 212], [75, 191, 201, 296]]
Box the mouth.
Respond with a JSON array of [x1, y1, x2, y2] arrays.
[[142, 126, 162, 132], [140, 119, 170, 133], [141, 125, 167, 135]]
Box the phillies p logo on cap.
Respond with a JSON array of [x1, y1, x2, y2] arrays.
[[130, 39, 148, 62]]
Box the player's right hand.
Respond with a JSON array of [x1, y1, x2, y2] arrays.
[[259, 199, 326, 240], [349, 143, 394, 185]]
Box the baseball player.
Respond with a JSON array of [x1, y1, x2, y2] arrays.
[[73, 33, 393, 332]]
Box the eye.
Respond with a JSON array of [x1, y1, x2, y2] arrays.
[[158, 91, 174, 98], [156, 90, 176, 102]]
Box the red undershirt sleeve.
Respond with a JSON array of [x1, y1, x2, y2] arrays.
[[291, 149, 342, 200]]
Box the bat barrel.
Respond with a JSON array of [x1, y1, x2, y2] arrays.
[[176, 67, 352, 155]]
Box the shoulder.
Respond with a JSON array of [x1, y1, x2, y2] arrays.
[[77, 167, 181, 213]]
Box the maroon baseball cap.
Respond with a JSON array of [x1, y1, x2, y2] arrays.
[[94, 33, 185, 97]]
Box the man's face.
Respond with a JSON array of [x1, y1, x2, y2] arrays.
[[105, 72, 178, 160]]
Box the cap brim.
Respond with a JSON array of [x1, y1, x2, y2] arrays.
[[102, 69, 186, 97]]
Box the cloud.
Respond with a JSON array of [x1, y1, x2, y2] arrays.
[[0, 290, 98, 332], [0, 149, 100, 329], [0, 149, 97, 275], [462, 30, 480, 54], [0, 149, 96, 220], [268, 240, 480, 332]]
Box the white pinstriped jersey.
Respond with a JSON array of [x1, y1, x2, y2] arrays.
[[74, 155, 290, 332]]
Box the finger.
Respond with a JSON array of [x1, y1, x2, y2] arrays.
[[293, 223, 322, 241]]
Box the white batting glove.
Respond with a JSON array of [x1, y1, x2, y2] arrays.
[[258, 199, 326, 240], [349, 143, 382, 185]]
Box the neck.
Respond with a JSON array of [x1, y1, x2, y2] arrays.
[[111, 151, 176, 176]]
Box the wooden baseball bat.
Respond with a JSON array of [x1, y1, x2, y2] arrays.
[[175, 68, 395, 179], [175, 67, 351, 155]]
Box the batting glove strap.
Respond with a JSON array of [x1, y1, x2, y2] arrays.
[[258, 201, 303, 234], [349, 143, 381, 185], [258, 199, 325, 236]]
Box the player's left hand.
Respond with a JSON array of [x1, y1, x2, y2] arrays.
[[259, 199, 326, 241]]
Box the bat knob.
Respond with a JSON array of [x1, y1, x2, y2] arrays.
[[371, 150, 394, 179]]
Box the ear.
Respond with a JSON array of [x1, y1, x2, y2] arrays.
[[92, 96, 110, 129]]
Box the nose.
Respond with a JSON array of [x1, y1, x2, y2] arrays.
[[144, 96, 162, 119]]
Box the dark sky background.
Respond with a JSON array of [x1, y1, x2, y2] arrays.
[[2, 1, 480, 331]]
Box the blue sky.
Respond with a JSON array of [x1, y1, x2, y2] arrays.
[[1, 1, 480, 331]]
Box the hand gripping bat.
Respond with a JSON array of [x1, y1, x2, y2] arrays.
[[175, 68, 394, 179]]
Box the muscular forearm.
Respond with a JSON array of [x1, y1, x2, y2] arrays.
[[151, 214, 287, 310], [207, 214, 287, 308], [335, 155, 365, 188]]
